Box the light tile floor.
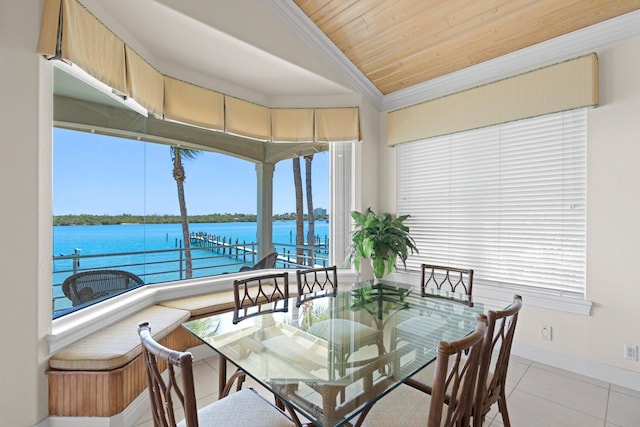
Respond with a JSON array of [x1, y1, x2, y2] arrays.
[[134, 351, 640, 427]]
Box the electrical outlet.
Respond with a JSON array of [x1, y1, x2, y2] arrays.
[[624, 344, 638, 361], [540, 325, 552, 341]]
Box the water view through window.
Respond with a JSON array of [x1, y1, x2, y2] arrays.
[[53, 128, 331, 316]]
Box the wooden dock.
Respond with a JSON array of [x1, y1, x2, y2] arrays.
[[189, 232, 329, 268]]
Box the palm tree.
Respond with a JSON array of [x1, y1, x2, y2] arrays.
[[171, 147, 201, 279], [293, 157, 304, 265], [304, 154, 315, 266]]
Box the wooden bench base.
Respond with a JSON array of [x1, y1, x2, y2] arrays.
[[48, 325, 202, 417]]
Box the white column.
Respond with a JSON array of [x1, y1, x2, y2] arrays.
[[0, 2, 52, 425], [256, 163, 275, 259]]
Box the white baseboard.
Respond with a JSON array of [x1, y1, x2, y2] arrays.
[[512, 341, 640, 392], [46, 391, 149, 427]]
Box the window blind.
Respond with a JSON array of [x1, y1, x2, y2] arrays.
[[397, 109, 586, 297]]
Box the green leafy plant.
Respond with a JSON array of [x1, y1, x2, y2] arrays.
[[346, 208, 418, 279]]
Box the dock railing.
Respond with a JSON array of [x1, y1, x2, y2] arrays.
[[52, 235, 329, 316]]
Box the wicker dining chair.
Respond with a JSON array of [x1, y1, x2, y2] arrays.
[[421, 263, 474, 305], [224, 272, 291, 399], [474, 295, 523, 427], [429, 315, 487, 426], [296, 265, 338, 298], [295, 266, 385, 376], [137, 322, 296, 427], [233, 271, 290, 324], [62, 269, 144, 306], [362, 315, 487, 427], [391, 263, 474, 396]]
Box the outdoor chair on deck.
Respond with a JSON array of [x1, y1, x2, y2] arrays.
[[137, 322, 296, 427], [239, 251, 278, 271], [62, 269, 144, 306]]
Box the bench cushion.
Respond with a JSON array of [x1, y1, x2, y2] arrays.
[[159, 284, 300, 318], [159, 290, 237, 317], [49, 305, 190, 371]]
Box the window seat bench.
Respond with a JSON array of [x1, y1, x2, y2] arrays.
[[46, 281, 300, 419], [47, 290, 241, 418]]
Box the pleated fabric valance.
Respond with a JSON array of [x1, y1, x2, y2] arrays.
[[37, 0, 361, 143], [163, 77, 224, 131], [387, 54, 598, 146]]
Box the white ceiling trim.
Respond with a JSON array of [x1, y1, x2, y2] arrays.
[[269, 2, 640, 113], [267, 0, 384, 109]]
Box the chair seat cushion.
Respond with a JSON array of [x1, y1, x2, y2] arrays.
[[49, 305, 190, 371], [177, 388, 294, 427]]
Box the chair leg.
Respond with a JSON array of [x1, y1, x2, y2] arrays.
[[275, 396, 285, 410], [497, 393, 511, 427]]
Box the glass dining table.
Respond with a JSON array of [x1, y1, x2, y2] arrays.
[[182, 279, 505, 427]]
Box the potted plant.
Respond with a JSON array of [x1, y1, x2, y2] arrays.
[[346, 208, 418, 279]]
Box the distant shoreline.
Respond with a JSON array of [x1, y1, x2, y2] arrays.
[[53, 213, 329, 226]]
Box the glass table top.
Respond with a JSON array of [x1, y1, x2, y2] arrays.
[[183, 279, 505, 427]]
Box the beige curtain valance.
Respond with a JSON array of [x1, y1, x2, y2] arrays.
[[62, 0, 126, 95], [164, 77, 224, 131], [37, 0, 127, 94], [387, 54, 598, 146], [271, 109, 314, 142], [37, 0, 361, 144], [316, 108, 361, 142], [125, 47, 164, 117], [225, 97, 271, 141]]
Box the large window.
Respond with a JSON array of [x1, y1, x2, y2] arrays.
[[52, 127, 346, 316], [397, 109, 586, 298]]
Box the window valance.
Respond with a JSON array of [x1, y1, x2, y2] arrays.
[[387, 54, 598, 146], [37, 0, 361, 143]]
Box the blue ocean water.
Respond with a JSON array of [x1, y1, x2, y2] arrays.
[[52, 220, 329, 292]]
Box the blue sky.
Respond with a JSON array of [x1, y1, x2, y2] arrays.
[[53, 128, 329, 216]]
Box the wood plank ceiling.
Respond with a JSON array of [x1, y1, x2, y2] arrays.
[[293, 0, 640, 95]]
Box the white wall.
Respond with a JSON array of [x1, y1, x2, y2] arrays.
[[0, 1, 52, 425], [376, 36, 640, 379]]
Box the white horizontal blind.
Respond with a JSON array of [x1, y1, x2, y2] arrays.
[[397, 109, 586, 297]]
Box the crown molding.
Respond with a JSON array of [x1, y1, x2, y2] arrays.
[[267, 0, 384, 109], [382, 9, 640, 112], [269, 2, 640, 114]]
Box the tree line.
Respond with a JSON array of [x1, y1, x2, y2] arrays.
[[53, 212, 328, 226]]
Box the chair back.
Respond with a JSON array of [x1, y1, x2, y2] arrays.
[[233, 272, 290, 324], [62, 269, 144, 306], [421, 264, 474, 304], [296, 265, 338, 295], [240, 251, 278, 271], [474, 295, 522, 427], [429, 315, 487, 427], [138, 322, 198, 427]]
